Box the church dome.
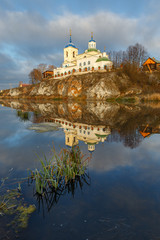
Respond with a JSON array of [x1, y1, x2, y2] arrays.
[[65, 42, 77, 48], [89, 39, 96, 43], [65, 31, 77, 48]]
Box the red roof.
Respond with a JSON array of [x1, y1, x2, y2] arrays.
[[19, 83, 31, 87]]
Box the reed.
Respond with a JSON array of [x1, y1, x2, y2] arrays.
[[29, 146, 89, 195]]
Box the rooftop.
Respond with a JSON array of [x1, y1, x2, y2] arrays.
[[96, 57, 110, 62]]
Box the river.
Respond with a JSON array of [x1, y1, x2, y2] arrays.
[[0, 100, 160, 240]]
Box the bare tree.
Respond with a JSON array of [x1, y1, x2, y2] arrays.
[[37, 63, 47, 73], [108, 43, 148, 69], [126, 43, 148, 67], [29, 69, 42, 84], [48, 65, 56, 71]]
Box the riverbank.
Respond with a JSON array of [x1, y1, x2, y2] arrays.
[[1, 70, 160, 101]]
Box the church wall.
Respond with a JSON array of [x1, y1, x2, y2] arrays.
[[64, 47, 78, 63], [88, 41, 96, 49], [77, 55, 98, 71], [94, 61, 113, 70]]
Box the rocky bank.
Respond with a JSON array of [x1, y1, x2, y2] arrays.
[[0, 72, 143, 100]]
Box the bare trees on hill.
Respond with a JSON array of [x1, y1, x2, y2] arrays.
[[109, 43, 148, 68]]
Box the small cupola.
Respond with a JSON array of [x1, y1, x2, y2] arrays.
[[102, 46, 107, 57], [88, 32, 96, 50]]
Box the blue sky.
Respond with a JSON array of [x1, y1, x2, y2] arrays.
[[0, 0, 160, 88]]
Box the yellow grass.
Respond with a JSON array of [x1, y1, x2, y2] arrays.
[[141, 93, 160, 102]]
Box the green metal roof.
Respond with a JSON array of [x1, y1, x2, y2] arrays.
[[95, 133, 108, 138], [87, 48, 98, 52], [96, 57, 110, 62], [87, 142, 97, 145]]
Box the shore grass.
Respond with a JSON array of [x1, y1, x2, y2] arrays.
[[106, 96, 137, 104]]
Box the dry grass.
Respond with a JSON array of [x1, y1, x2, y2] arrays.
[[141, 93, 160, 102]]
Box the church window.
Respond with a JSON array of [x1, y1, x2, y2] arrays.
[[73, 51, 75, 57], [88, 61, 90, 65], [66, 51, 68, 57], [67, 137, 69, 143]]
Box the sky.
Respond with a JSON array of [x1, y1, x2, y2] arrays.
[[0, 0, 160, 89]]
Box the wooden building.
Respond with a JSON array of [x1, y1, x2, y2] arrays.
[[143, 57, 160, 73], [139, 124, 160, 138], [19, 82, 31, 88], [42, 70, 53, 79]]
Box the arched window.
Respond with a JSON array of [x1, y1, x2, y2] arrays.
[[66, 51, 68, 57], [73, 51, 75, 57]]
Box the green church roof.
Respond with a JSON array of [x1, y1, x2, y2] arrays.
[[96, 57, 110, 62], [87, 48, 98, 52], [95, 133, 108, 138], [87, 142, 97, 145]]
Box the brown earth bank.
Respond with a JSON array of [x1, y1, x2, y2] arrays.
[[1, 71, 160, 101]]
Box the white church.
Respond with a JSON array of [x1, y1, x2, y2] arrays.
[[54, 31, 113, 78]]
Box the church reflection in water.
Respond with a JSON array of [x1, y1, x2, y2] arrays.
[[2, 99, 160, 151], [44, 117, 111, 152]]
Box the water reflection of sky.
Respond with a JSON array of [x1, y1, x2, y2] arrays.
[[1, 105, 160, 239], [1, 105, 160, 174]]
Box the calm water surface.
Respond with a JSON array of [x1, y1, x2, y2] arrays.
[[1, 101, 160, 240]]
